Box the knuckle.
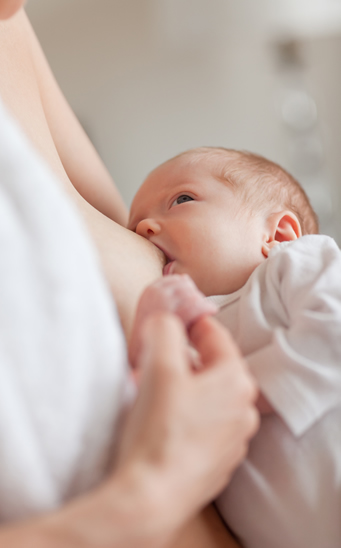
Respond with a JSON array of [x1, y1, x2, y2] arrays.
[[244, 376, 258, 403], [180, 296, 201, 310], [241, 406, 260, 439], [143, 284, 164, 301], [146, 311, 180, 332], [173, 286, 190, 300], [235, 368, 258, 403]]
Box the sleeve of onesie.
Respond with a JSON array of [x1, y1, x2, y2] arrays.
[[246, 235, 341, 437]]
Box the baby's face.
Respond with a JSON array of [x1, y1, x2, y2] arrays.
[[0, 0, 26, 19], [129, 156, 267, 296]]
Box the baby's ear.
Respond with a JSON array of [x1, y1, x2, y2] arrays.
[[262, 211, 302, 258]]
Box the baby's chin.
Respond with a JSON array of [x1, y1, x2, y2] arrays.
[[188, 274, 235, 298]]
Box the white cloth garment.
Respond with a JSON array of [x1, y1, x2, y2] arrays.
[[208, 235, 341, 548], [0, 98, 131, 521]]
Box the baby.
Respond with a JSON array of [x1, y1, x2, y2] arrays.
[[128, 147, 341, 548]]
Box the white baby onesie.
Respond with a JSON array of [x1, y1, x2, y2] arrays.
[[208, 235, 341, 548]]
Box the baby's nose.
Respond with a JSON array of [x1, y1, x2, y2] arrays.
[[136, 218, 161, 238]]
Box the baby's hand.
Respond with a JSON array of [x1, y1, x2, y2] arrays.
[[135, 274, 217, 328], [129, 275, 217, 369]]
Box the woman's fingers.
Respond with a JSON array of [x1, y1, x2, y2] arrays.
[[138, 312, 188, 377], [189, 315, 259, 472], [117, 313, 188, 466], [138, 274, 217, 329], [189, 315, 242, 365], [190, 315, 259, 426], [118, 311, 259, 523], [129, 275, 217, 368]]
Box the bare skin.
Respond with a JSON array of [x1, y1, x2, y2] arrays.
[[0, 6, 256, 547], [0, 9, 165, 337]]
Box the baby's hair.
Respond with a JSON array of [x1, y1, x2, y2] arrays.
[[173, 147, 319, 235]]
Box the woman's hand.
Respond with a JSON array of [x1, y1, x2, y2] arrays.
[[115, 312, 259, 545], [0, 313, 257, 548]]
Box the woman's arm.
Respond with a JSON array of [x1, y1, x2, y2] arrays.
[[25, 10, 129, 227], [14, 9, 165, 336], [1, 10, 128, 227], [0, 9, 165, 337], [25, 11, 128, 226], [0, 315, 256, 548], [0, 14, 251, 547]]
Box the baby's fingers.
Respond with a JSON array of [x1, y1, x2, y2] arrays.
[[176, 296, 218, 328]]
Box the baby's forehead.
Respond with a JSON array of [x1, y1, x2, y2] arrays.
[[175, 151, 237, 181], [130, 166, 168, 214], [166, 153, 234, 183], [138, 151, 238, 200]]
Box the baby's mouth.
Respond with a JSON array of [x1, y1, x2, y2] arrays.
[[163, 258, 175, 276], [152, 243, 175, 275]]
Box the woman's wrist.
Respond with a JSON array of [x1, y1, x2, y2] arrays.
[[73, 466, 172, 548], [0, 464, 177, 548], [30, 465, 177, 548]]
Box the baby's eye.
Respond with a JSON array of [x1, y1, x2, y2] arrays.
[[171, 195, 194, 207]]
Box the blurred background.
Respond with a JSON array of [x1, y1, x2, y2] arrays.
[[26, 0, 341, 243]]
